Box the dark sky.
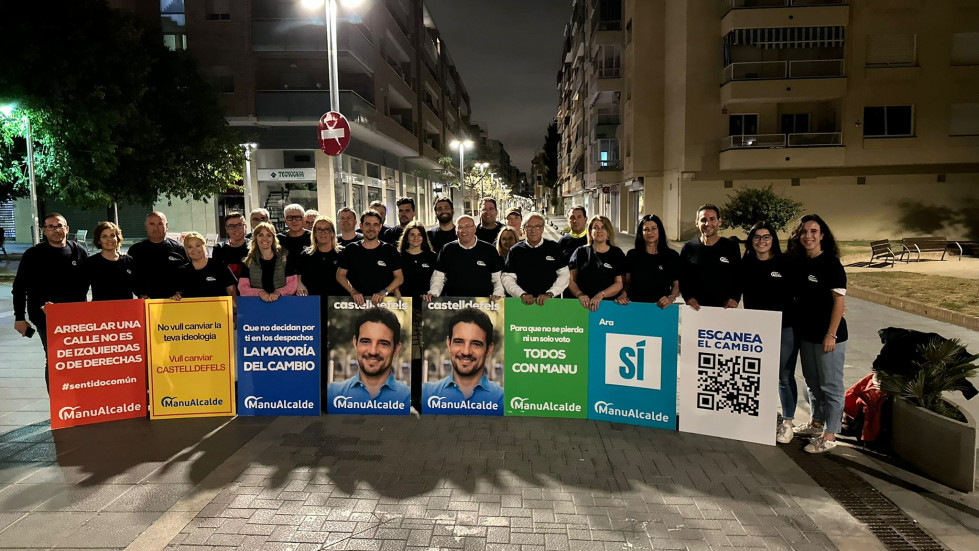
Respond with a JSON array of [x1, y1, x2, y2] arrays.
[[425, 0, 570, 174]]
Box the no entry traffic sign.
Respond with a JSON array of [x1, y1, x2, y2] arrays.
[[318, 111, 350, 156]]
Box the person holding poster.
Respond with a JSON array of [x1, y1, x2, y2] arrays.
[[212, 212, 249, 280], [742, 222, 799, 444], [679, 204, 742, 310], [788, 214, 847, 454], [423, 307, 503, 413], [129, 211, 187, 299], [296, 216, 345, 300], [501, 213, 569, 306], [173, 232, 237, 300], [336, 210, 404, 306], [566, 215, 626, 312], [328, 307, 410, 408], [398, 220, 436, 408], [427, 215, 504, 300], [238, 222, 297, 302], [85, 221, 136, 301], [616, 214, 679, 308]]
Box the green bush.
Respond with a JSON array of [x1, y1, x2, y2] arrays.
[[720, 185, 804, 233], [876, 337, 979, 422]]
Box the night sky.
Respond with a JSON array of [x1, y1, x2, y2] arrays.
[[424, 0, 570, 174]]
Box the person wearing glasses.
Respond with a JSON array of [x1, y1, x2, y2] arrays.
[[303, 209, 320, 231], [616, 214, 679, 308], [566, 215, 626, 312], [336, 210, 404, 306], [741, 222, 799, 445], [427, 196, 456, 254], [679, 204, 742, 310], [12, 213, 90, 389], [212, 212, 249, 280], [172, 232, 237, 300], [129, 211, 188, 299], [246, 208, 270, 238], [238, 222, 297, 302], [426, 215, 504, 300], [277, 203, 311, 259], [501, 213, 569, 305], [296, 216, 346, 300], [85, 221, 136, 301]]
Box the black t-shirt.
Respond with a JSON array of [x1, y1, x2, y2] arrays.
[[401, 250, 437, 298], [503, 239, 566, 296], [475, 223, 503, 245], [679, 237, 743, 307], [558, 234, 588, 264], [624, 247, 680, 304], [570, 246, 626, 299], [240, 253, 297, 294], [297, 248, 346, 298], [86, 254, 136, 301], [337, 241, 403, 295], [211, 241, 249, 279], [792, 252, 847, 343], [379, 225, 400, 245], [741, 255, 794, 328], [338, 231, 362, 247], [177, 259, 237, 298], [436, 241, 503, 297], [12, 241, 89, 320], [128, 238, 188, 299], [428, 226, 457, 254], [277, 230, 311, 259]]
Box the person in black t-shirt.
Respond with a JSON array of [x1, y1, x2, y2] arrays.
[[558, 206, 588, 265], [86, 220, 136, 301], [678, 204, 742, 309], [238, 223, 298, 301], [128, 211, 188, 299], [502, 213, 569, 305], [277, 203, 311, 258], [787, 214, 847, 454], [369, 200, 398, 245], [296, 216, 346, 299], [385, 196, 416, 245], [212, 212, 249, 281], [336, 207, 363, 246], [616, 214, 679, 308], [427, 215, 503, 299], [567, 215, 626, 311], [173, 232, 237, 299], [398, 221, 437, 299], [427, 196, 456, 254], [475, 197, 503, 244], [742, 222, 799, 445], [336, 210, 404, 305]]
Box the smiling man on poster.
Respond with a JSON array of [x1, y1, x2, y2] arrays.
[[423, 307, 503, 415], [328, 307, 410, 413]]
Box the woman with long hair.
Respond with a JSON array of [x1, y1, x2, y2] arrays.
[[173, 231, 237, 299], [398, 221, 437, 299], [296, 216, 346, 298], [787, 214, 847, 453], [85, 221, 137, 301], [496, 226, 520, 260], [567, 215, 626, 311], [238, 222, 297, 301], [742, 222, 799, 444], [615, 214, 679, 308]]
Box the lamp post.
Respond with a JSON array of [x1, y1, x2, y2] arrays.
[[240, 142, 258, 218], [449, 139, 474, 212], [0, 104, 40, 244]]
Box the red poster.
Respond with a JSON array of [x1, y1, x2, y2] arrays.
[[46, 300, 148, 429]]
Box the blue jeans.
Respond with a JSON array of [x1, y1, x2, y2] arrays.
[[799, 340, 846, 434], [778, 327, 800, 420]]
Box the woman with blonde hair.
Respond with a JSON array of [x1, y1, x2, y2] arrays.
[[85, 221, 137, 301], [495, 226, 520, 260], [296, 216, 346, 298], [566, 215, 626, 311], [238, 222, 297, 301], [173, 231, 236, 299]]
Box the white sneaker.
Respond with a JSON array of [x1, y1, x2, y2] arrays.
[[776, 422, 794, 444], [793, 421, 824, 436], [804, 436, 837, 454]]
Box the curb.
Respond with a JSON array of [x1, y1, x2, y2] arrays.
[[847, 285, 979, 332]]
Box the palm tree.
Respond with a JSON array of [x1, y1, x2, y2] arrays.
[[877, 337, 979, 421]]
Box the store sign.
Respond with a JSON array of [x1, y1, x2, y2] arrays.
[[257, 168, 316, 182]]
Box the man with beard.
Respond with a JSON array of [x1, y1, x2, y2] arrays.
[[129, 211, 187, 298], [328, 308, 410, 409], [336, 207, 362, 246], [384, 197, 416, 245], [211, 212, 249, 280], [426, 215, 503, 299], [423, 308, 503, 414], [427, 196, 456, 253], [475, 197, 503, 244], [277, 203, 311, 258], [336, 210, 404, 306], [369, 200, 396, 244], [679, 204, 742, 310]]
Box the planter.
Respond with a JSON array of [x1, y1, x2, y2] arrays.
[[891, 397, 977, 492]]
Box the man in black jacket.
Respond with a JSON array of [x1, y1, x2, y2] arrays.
[[128, 211, 187, 299], [12, 213, 89, 389]]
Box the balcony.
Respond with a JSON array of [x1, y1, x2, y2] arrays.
[[252, 20, 374, 75], [255, 90, 375, 122], [722, 3, 849, 33], [721, 60, 846, 102], [721, 132, 841, 149], [719, 132, 844, 169], [728, 0, 847, 7], [590, 139, 621, 172], [721, 59, 843, 82]]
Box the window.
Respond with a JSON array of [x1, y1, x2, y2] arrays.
[[951, 32, 979, 66], [949, 103, 979, 136], [866, 34, 916, 67], [595, 45, 621, 78], [161, 0, 187, 51], [863, 106, 913, 137], [729, 114, 759, 136], [781, 114, 810, 134]]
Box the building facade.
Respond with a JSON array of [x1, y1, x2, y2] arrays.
[[556, 0, 979, 240]]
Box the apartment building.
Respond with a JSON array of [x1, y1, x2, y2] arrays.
[[556, 0, 979, 240]]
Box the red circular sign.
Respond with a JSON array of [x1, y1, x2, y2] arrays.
[[318, 111, 351, 156]]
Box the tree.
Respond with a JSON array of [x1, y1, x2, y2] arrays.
[[720, 185, 804, 233], [0, 0, 243, 208], [542, 122, 559, 188]]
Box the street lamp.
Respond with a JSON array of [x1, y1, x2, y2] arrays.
[[239, 142, 258, 218], [0, 104, 40, 244], [449, 138, 474, 211], [302, 0, 363, 113]]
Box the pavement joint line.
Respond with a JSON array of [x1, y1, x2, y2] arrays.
[[123, 415, 314, 551]]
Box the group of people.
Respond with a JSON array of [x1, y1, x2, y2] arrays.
[[12, 199, 847, 455]]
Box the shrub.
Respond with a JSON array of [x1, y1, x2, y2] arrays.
[[720, 185, 804, 233]]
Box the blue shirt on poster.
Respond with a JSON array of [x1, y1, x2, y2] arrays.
[[423, 371, 504, 415], [327, 371, 410, 413]]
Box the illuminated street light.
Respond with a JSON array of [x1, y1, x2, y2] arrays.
[[0, 104, 40, 244], [240, 142, 258, 217], [449, 139, 474, 211]]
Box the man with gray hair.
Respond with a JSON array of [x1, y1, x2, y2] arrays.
[[426, 214, 503, 300], [247, 208, 270, 239], [277, 203, 310, 258], [304, 209, 320, 231], [502, 213, 569, 305]]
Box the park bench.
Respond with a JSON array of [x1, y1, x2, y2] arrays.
[[899, 236, 947, 263], [868, 239, 895, 267], [950, 240, 979, 261]]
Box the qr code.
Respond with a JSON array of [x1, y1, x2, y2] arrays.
[[696, 352, 761, 416]]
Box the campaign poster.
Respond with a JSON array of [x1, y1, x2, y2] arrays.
[[587, 301, 678, 430], [678, 306, 781, 445], [503, 298, 589, 418], [237, 296, 321, 416], [325, 296, 412, 415], [145, 297, 236, 419], [46, 300, 148, 429], [421, 297, 504, 416]]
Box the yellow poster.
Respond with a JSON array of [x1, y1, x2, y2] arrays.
[[145, 297, 236, 419]]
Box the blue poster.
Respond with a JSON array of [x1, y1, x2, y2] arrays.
[[587, 301, 678, 430], [237, 296, 321, 416]]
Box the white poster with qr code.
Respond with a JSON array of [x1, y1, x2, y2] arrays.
[[678, 306, 781, 445]]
